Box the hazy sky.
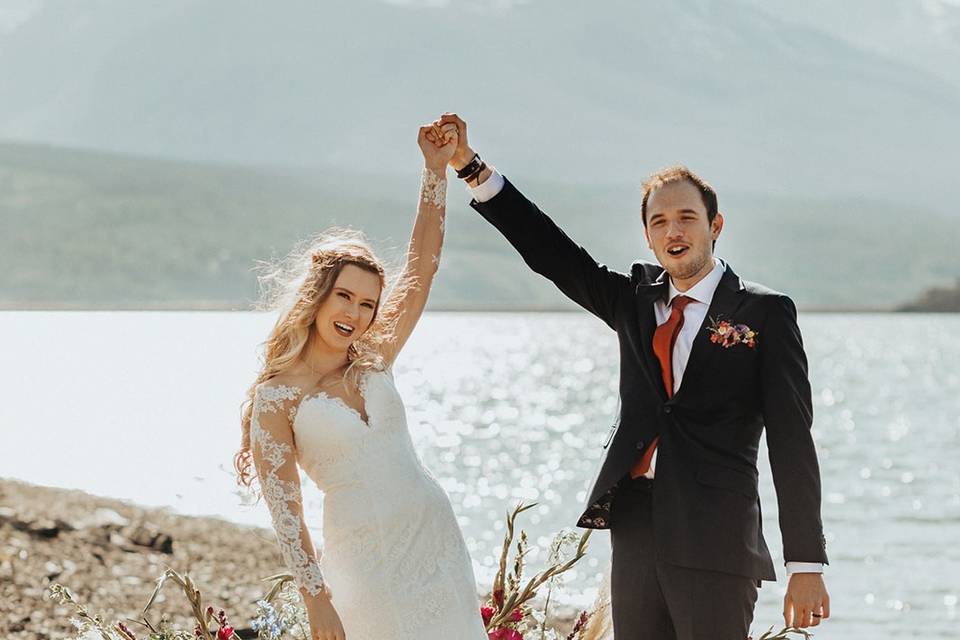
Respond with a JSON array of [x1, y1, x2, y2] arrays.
[[1, 0, 957, 208]]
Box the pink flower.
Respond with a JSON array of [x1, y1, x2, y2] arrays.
[[481, 606, 495, 626], [216, 627, 234, 640]]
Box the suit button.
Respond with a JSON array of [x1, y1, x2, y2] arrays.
[[664, 406, 673, 414], [635, 440, 645, 451]]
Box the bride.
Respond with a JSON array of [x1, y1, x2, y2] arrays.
[[233, 122, 488, 640]]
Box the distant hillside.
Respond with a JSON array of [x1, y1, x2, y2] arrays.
[[898, 280, 960, 312], [1, 142, 956, 311]]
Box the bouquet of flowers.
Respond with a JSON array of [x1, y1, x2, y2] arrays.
[[49, 567, 316, 640], [48, 508, 814, 640], [480, 502, 594, 640], [247, 575, 312, 640], [49, 568, 241, 640]]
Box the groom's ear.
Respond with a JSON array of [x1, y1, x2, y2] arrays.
[[642, 223, 652, 250], [711, 212, 724, 240]]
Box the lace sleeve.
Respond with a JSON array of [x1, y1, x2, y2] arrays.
[[250, 384, 328, 596]]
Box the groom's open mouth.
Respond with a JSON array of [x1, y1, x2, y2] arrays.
[[666, 244, 690, 259], [333, 321, 355, 337]]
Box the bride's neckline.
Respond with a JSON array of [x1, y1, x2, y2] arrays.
[[299, 370, 374, 428]]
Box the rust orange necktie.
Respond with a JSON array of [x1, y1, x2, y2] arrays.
[[630, 295, 694, 479]]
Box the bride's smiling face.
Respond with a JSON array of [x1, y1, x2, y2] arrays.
[[313, 264, 382, 352]]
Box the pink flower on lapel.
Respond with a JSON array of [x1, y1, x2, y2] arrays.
[[707, 317, 757, 348]]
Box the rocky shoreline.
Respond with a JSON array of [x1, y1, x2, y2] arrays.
[[1, 478, 590, 639], [1, 478, 291, 639]]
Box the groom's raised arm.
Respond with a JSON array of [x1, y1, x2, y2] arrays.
[[474, 171, 630, 329], [438, 115, 631, 329]]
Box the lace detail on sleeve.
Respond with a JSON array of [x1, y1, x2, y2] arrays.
[[251, 384, 328, 596], [419, 167, 447, 208]]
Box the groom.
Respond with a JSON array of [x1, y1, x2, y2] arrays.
[[436, 114, 830, 638]]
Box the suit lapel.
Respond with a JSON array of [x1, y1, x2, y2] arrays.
[[635, 273, 670, 401], [673, 265, 747, 399]]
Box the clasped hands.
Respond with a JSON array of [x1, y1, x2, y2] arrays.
[[418, 113, 474, 173]]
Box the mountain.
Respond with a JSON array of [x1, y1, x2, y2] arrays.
[[747, 0, 960, 89], [0, 0, 957, 215], [1, 141, 955, 310]]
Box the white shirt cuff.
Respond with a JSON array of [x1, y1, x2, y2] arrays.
[[467, 169, 505, 203], [786, 562, 824, 575]]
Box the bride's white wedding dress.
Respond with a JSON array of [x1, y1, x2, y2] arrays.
[[251, 366, 488, 640]]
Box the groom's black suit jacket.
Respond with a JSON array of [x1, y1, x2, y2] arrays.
[[472, 178, 828, 581]]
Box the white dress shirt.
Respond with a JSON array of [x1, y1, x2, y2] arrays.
[[470, 169, 823, 574], [646, 256, 726, 479]]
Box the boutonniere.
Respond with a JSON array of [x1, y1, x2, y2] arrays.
[[707, 316, 758, 348]]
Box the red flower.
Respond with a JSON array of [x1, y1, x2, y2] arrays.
[[489, 629, 524, 640], [493, 588, 504, 607], [481, 606, 495, 626], [216, 626, 234, 640], [566, 610, 591, 640], [510, 608, 524, 622]]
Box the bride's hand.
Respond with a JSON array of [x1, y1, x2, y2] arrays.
[[418, 122, 458, 172], [304, 591, 346, 640]]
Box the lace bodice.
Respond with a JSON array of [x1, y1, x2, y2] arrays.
[[290, 368, 425, 492], [251, 368, 487, 639], [250, 369, 421, 596]]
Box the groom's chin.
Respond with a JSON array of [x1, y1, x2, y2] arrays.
[[663, 262, 702, 282]]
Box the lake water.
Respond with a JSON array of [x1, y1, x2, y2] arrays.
[[2, 311, 959, 637]]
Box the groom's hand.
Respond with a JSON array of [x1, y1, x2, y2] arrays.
[[437, 113, 474, 171], [784, 573, 830, 628]]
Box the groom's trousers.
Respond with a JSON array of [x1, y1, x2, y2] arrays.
[[610, 476, 759, 640]]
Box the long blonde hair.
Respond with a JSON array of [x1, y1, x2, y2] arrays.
[[234, 228, 404, 487]]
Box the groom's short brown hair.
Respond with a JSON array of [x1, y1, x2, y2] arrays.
[[640, 165, 718, 226]]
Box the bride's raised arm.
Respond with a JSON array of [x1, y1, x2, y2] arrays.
[[379, 122, 459, 366]]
